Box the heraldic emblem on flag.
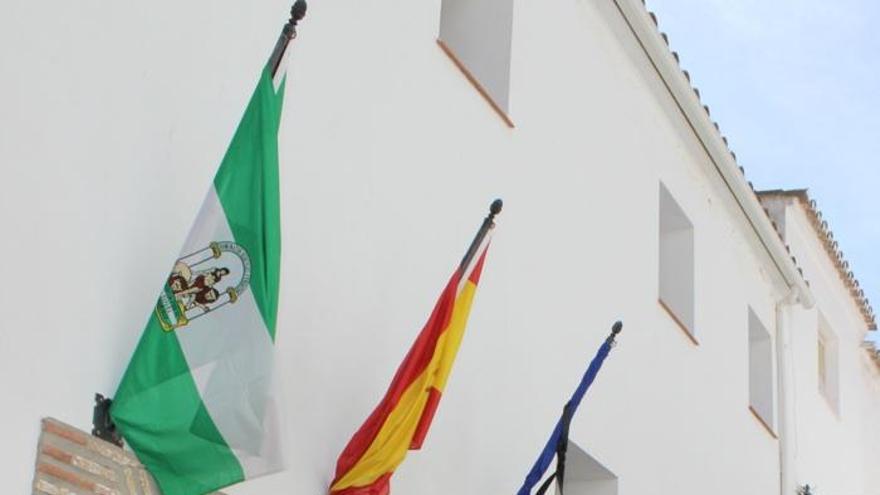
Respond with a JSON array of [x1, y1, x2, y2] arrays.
[[109, 3, 307, 494], [156, 241, 253, 332]]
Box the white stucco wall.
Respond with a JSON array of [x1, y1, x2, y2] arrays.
[[858, 356, 880, 492], [3, 1, 875, 494], [769, 200, 880, 495]]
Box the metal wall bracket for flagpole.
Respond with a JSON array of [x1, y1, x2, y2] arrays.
[[92, 393, 123, 447], [269, 0, 308, 78]]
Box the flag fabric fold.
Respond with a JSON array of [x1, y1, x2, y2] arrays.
[[517, 327, 619, 495], [329, 231, 495, 495], [110, 61, 289, 495]]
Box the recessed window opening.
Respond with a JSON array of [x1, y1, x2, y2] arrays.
[[438, 0, 514, 126], [658, 182, 695, 340], [748, 307, 775, 433], [817, 314, 840, 414]]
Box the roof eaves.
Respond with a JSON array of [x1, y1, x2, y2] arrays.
[[757, 189, 877, 331], [613, 0, 814, 308]]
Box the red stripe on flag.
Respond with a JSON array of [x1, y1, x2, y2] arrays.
[[331, 270, 464, 485], [410, 387, 442, 450]]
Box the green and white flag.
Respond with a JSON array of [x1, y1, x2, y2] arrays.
[[111, 59, 289, 495]]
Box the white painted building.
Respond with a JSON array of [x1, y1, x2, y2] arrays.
[[760, 191, 880, 495], [1, 1, 877, 494]]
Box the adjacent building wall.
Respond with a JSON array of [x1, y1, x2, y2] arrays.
[[763, 196, 880, 495]]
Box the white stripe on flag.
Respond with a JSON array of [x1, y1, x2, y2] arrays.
[[456, 229, 493, 296], [174, 186, 282, 478]]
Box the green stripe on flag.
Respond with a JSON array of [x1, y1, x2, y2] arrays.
[[214, 69, 284, 339], [111, 316, 244, 494], [111, 66, 286, 495]]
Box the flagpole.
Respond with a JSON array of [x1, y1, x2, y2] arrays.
[[269, 0, 308, 78], [521, 320, 623, 495], [460, 199, 503, 271]]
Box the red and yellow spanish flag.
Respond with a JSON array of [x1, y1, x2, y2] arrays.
[[329, 205, 499, 495]]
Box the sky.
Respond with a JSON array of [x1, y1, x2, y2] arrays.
[[647, 0, 879, 339]]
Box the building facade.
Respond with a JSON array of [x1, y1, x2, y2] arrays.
[[761, 191, 880, 495], [1, 0, 877, 494]]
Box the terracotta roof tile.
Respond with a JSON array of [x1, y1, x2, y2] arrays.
[[862, 341, 880, 371]]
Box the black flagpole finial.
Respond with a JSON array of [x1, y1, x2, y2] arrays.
[[607, 320, 623, 345], [290, 0, 307, 24], [282, 0, 308, 41], [270, 1, 308, 78], [489, 198, 503, 218]]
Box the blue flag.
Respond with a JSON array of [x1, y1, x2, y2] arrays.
[[516, 322, 622, 495]]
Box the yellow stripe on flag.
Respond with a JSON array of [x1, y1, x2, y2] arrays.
[[330, 281, 479, 491]]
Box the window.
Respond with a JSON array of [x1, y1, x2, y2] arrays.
[[438, 0, 514, 126], [817, 315, 840, 414], [748, 308, 775, 434], [658, 183, 695, 341], [563, 441, 618, 495]]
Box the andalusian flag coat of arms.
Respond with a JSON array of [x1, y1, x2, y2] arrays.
[[110, 6, 304, 492]]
